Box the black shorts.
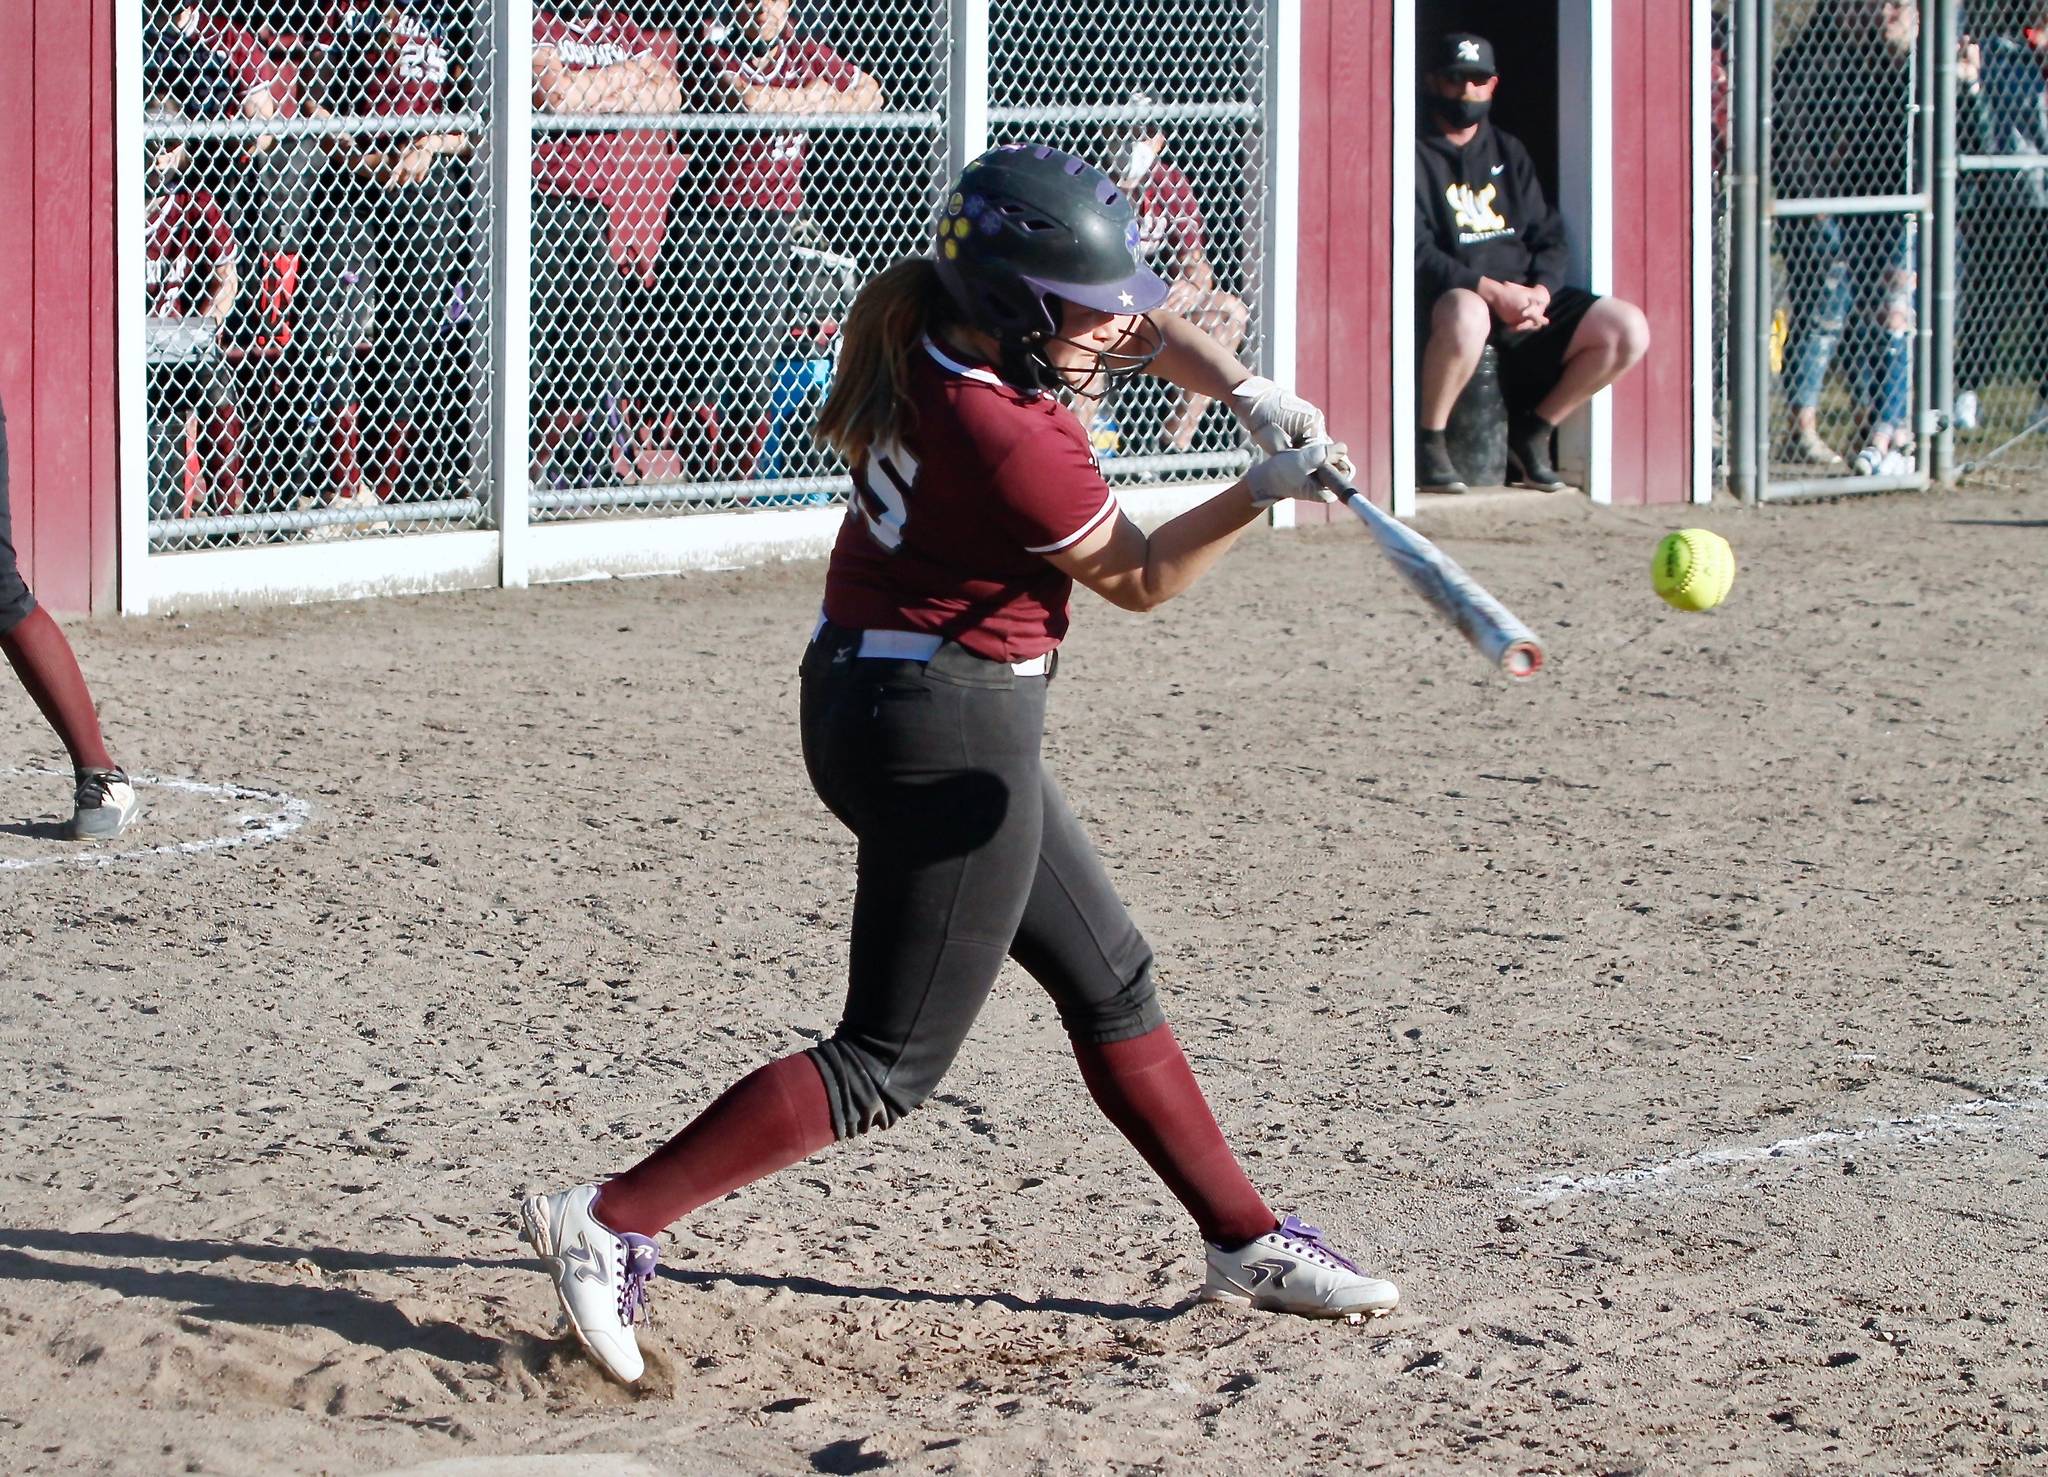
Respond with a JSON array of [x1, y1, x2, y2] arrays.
[[0, 402, 34, 633], [1490, 286, 1602, 410]]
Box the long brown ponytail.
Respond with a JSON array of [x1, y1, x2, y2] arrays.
[[814, 258, 948, 464]]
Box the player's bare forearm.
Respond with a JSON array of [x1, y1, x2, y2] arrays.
[[1141, 309, 1251, 401], [202, 261, 238, 324], [1047, 484, 1263, 613]]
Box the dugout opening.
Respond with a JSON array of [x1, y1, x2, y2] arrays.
[[1402, 0, 1610, 501]]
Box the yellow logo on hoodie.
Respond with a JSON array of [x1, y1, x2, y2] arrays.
[[1447, 182, 1512, 244]]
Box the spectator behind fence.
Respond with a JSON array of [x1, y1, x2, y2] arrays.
[[324, 3, 477, 508], [142, 30, 245, 528], [1064, 98, 1251, 457], [175, 4, 379, 519], [1413, 32, 1650, 494], [532, 4, 687, 492], [686, 0, 881, 482], [1957, 3, 2043, 433], [1771, 0, 1925, 474]]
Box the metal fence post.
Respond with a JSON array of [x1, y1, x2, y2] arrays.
[[494, 0, 534, 588], [948, 0, 989, 175], [1913, 0, 1937, 487], [1730, 0, 1762, 503], [1930, 0, 1958, 485]]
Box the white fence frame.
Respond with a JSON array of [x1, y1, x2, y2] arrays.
[[115, 0, 1295, 614]]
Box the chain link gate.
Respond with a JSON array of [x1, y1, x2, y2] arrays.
[[1761, 0, 1935, 500], [141, 5, 497, 550], [1955, 0, 2048, 485], [988, 0, 1269, 486]]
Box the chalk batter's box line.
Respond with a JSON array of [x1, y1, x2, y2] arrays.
[[1510, 1077, 2048, 1205], [0, 766, 311, 873]]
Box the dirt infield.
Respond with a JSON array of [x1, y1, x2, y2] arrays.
[[2, 486, 2042, 1476]]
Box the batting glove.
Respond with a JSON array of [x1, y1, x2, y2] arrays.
[[1245, 440, 1346, 509], [1231, 375, 1330, 452], [1231, 376, 1355, 480]]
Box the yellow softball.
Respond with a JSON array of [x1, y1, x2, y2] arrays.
[[1651, 529, 1736, 612]]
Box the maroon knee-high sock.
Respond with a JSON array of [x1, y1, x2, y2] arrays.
[[1072, 1024, 1276, 1247], [593, 1053, 836, 1238], [1, 607, 115, 772]]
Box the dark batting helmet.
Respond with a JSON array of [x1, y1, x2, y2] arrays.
[[933, 142, 1169, 391]]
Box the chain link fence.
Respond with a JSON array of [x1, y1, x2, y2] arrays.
[[143, 4, 496, 550], [1955, 1, 2048, 483], [135, 2, 1278, 563], [989, 0, 1267, 485], [528, 2, 946, 519], [1764, 0, 1928, 495]]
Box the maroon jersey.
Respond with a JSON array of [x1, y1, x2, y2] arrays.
[[185, 13, 309, 117], [823, 338, 1120, 663], [1131, 162, 1207, 276], [144, 190, 236, 320], [531, 8, 686, 284], [532, 8, 666, 197], [327, 3, 449, 117], [706, 36, 861, 212]]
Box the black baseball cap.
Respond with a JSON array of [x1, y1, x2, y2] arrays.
[[1432, 32, 1497, 79]]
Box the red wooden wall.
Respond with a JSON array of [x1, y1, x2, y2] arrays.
[[1296, 1, 1698, 510], [0, 2, 120, 615], [1608, 0, 1695, 505], [1296, 0, 1397, 519]]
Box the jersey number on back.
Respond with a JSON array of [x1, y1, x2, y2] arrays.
[[855, 439, 918, 551]]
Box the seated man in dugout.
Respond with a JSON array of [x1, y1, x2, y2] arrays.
[[1414, 31, 1650, 493]]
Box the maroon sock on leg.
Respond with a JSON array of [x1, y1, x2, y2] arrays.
[[1072, 1024, 1276, 1247], [593, 1052, 837, 1238], [2, 607, 115, 773]]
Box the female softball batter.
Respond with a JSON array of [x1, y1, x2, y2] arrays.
[[524, 143, 1398, 1384]]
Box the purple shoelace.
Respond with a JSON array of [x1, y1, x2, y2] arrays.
[[1279, 1214, 1362, 1273], [618, 1233, 660, 1325]]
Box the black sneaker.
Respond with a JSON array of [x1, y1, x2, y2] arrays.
[[1416, 431, 1468, 494], [69, 767, 142, 841], [1506, 415, 1568, 492]]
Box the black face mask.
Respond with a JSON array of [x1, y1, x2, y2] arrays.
[[1425, 93, 1491, 128]]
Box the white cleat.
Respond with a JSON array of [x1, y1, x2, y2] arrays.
[[67, 768, 142, 840], [1201, 1214, 1400, 1321], [520, 1183, 659, 1384]]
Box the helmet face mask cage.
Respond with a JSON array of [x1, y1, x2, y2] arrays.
[[1039, 308, 1166, 399]]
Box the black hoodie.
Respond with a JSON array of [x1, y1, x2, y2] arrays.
[[1415, 121, 1570, 303]]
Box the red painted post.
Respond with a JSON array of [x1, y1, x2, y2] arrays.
[[0, 1, 120, 616]]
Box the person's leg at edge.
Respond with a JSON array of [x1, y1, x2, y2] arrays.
[[0, 405, 116, 777]]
